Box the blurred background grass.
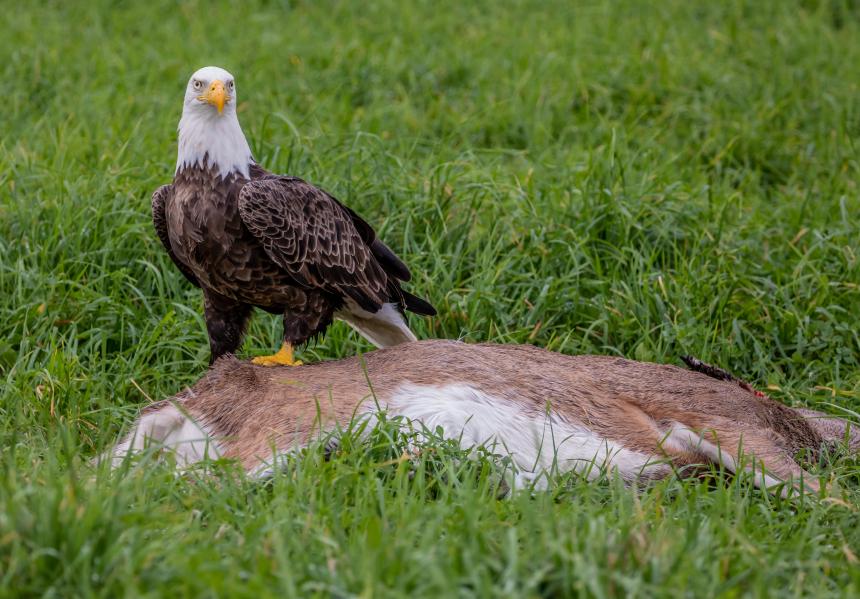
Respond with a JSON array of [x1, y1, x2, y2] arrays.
[[1, 0, 859, 595]]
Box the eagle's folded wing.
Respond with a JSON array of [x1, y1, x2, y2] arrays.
[[238, 177, 396, 312]]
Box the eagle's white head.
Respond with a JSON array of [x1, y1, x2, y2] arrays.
[[176, 66, 253, 179]]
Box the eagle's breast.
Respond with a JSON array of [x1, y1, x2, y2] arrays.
[[169, 167, 240, 270], [166, 165, 305, 308]]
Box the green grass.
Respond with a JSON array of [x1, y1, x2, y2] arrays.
[[2, 0, 860, 595]]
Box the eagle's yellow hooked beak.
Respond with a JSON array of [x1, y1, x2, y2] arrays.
[[199, 79, 228, 114]]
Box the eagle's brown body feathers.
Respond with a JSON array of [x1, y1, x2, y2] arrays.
[[152, 162, 435, 362]]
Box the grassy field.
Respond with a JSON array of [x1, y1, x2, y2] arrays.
[[2, 0, 860, 595]]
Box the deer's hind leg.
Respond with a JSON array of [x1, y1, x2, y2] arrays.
[[661, 422, 819, 496]]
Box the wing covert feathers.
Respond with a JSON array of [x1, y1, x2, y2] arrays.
[[238, 177, 416, 313]]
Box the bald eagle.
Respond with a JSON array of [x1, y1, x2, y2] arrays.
[[152, 66, 436, 366]]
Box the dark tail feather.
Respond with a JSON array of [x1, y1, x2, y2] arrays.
[[402, 290, 436, 316], [371, 239, 412, 282]]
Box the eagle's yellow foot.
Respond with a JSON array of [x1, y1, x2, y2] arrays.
[[252, 342, 303, 367]]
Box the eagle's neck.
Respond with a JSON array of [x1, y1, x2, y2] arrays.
[[176, 108, 252, 180]]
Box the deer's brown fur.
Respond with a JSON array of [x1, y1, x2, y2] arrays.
[[115, 340, 859, 493]]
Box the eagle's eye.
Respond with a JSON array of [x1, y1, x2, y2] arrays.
[[192, 80, 203, 90], [227, 80, 234, 91]]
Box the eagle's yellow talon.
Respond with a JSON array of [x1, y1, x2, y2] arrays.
[[252, 342, 302, 366]]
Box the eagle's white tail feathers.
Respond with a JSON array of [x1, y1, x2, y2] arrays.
[[336, 302, 417, 348]]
